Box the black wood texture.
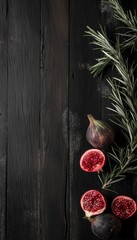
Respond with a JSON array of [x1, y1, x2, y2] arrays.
[[41, 0, 69, 240], [0, 1, 8, 239], [69, 1, 103, 240], [7, 0, 40, 239], [0, 0, 136, 240]]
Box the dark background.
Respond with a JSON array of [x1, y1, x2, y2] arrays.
[[0, 0, 137, 239]]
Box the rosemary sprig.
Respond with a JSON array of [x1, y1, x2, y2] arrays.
[[85, 26, 113, 76], [103, 0, 137, 50], [101, 144, 137, 190], [86, 5, 137, 190]]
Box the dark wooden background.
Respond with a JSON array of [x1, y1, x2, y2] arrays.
[[0, 0, 137, 239]]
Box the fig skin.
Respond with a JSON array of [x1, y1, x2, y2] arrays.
[[86, 115, 115, 149], [90, 213, 121, 239]]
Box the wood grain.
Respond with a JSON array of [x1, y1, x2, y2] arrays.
[[7, 0, 40, 239], [0, 0, 136, 239], [40, 0, 69, 240], [0, 0, 8, 239], [69, 1, 103, 240]]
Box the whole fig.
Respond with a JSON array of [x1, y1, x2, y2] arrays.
[[90, 213, 121, 239], [86, 114, 115, 149]]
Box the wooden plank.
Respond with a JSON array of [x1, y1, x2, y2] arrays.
[[0, 1, 8, 239], [7, 0, 40, 239], [69, 1, 103, 240], [40, 0, 69, 239]]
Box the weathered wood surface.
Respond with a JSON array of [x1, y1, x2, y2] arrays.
[[0, 1, 8, 239], [69, 1, 102, 240], [0, 0, 136, 240], [7, 0, 40, 239], [40, 0, 69, 239]]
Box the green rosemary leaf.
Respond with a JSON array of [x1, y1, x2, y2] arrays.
[[111, 104, 125, 117], [113, 77, 127, 85], [132, 144, 137, 152], [109, 119, 126, 130], [124, 166, 137, 173], [98, 174, 104, 185], [129, 158, 137, 164], [118, 174, 126, 178], [108, 152, 121, 164], [102, 50, 119, 63], [89, 59, 110, 76], [106, 107, 118, 114], [110, 177, 126, 185], [127, 124, 133, 142]]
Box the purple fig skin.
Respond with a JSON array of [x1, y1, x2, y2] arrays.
[[86, 115, 115, 149], [90, 213, 121, 239]]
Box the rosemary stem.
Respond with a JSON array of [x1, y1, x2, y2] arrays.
[[102, 146, 135, 189]]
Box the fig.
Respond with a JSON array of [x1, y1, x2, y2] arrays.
[[80, 190, 106, 217], [112, 195, 137, 219], [86, 114, 115, 149], [90, 213, 121, 239], [80, 149, 106, 172]]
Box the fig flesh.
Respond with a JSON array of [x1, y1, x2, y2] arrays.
[[80, 190, 106, 217], [112, 195, 137, 219], [90, 213, 121, 239], [80, 149, 106, 172], [86, 114, 115, 149]]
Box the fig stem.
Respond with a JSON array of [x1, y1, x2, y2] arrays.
[[87, 114, 95, 123], [87, 114, 106, 129], [88, 217, 94, 223], [83, 216, 94, 223]]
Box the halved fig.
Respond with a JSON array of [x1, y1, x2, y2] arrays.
[[111, 195, 137, 219], [80, 149, 106, 172], [80, 190, 106, 217]]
